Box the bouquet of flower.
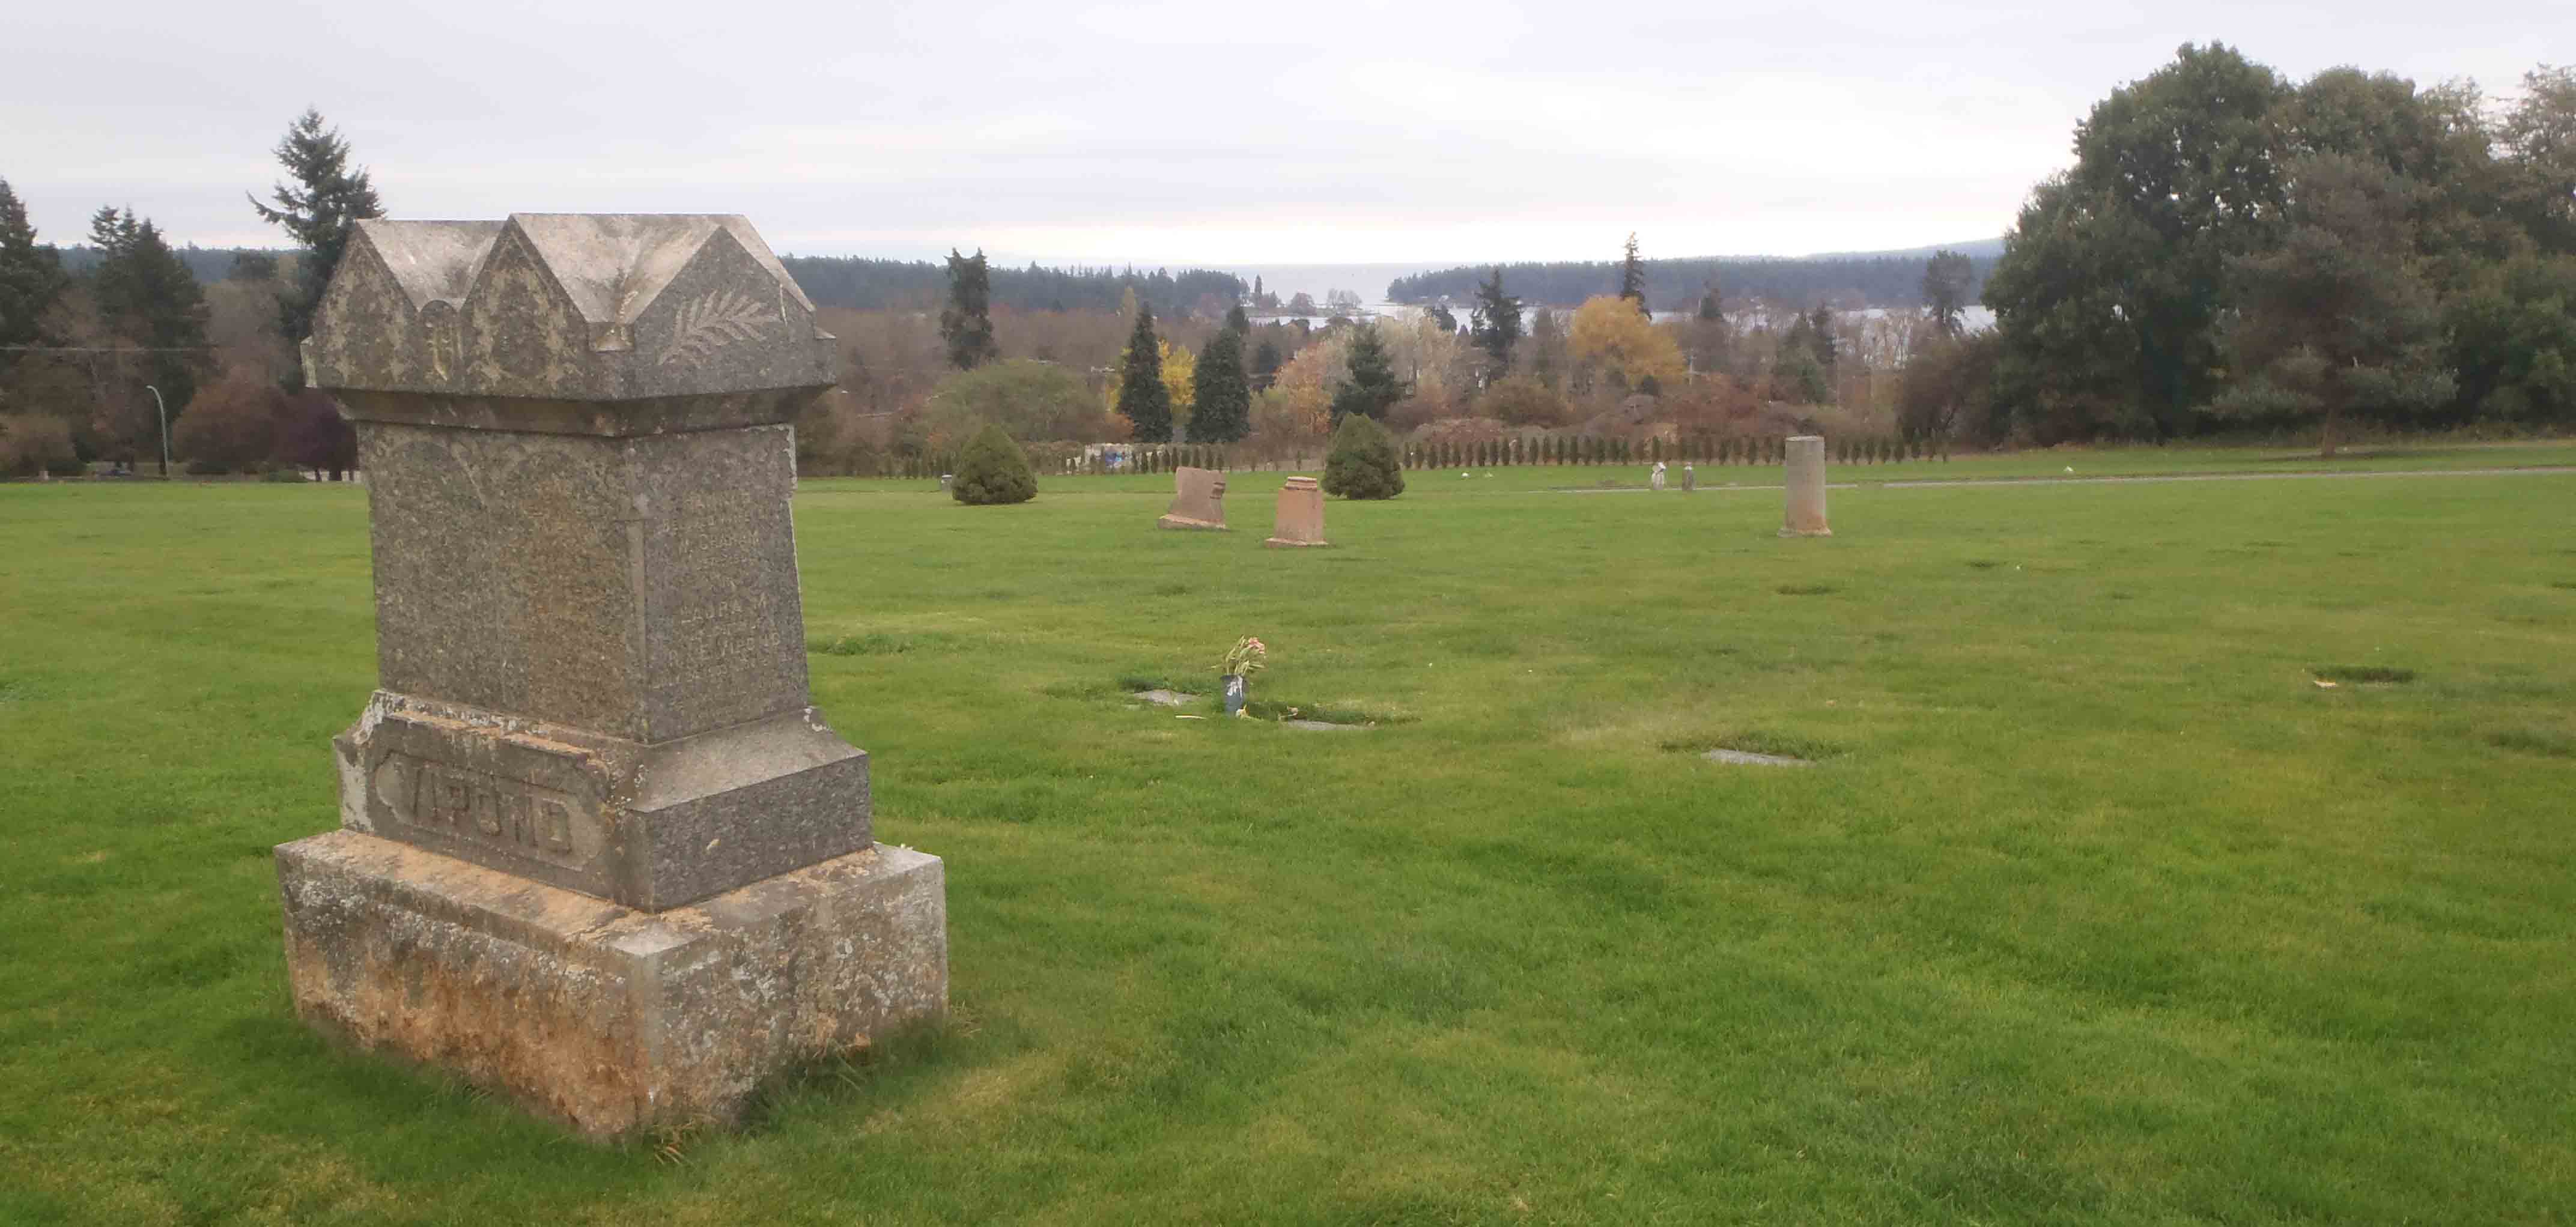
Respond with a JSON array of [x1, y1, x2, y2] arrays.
[[1220, 635, 1267, 678]]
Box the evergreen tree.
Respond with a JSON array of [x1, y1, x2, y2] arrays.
[[1922, 249, 1974, 336], [1526, 305, 1565, 386], [1470, 266, 1522, 367], [1427, 303, 1457, 333], [88, 207, 210, 450], [1189, 326, 1251, 442], [0, 177, 67, 374], [1225, 301, 1250, 332], [1249, 339, 1282, 391], [951, 423, 1037, 504], [1329, 323, 1403, 421], [1116, 303, 1172, 443], [250, 108, 383, 352], [1618, 232, 1648, 315], [1320, 412, 1404, 499], [938, 248, 998, 369], [1697, 277, 1724, 321]]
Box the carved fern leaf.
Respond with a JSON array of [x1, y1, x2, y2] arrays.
[[660, 289, 770, 366]]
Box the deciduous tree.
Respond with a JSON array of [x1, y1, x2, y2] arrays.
[[171, 372, 283, 471], [2216, 154, 2451, 456], [1984, 43, 2289, 438], [1569, 295, 1684, 394], [927, 358, 1112, 446], [275, 389, 356, 478]]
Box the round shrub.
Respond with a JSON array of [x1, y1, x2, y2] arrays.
[[950, 423, 1037, 505], [1322, 413, 1405, 500]]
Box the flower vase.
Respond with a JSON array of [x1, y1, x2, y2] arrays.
[[1222, 674, 1247, 717]]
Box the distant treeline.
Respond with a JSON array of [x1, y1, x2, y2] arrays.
[[50, 244, 1254, 318], [1388, 252, 1999, 312], [57, 244, 279, 283], [778, 257, 1247, 315]]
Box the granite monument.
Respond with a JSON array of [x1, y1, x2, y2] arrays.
[[1264, 475, 1328, 548], [1781, 435, 1831, 537], [273, 214, 947, 1138], [1158, 465, 1229, 530]]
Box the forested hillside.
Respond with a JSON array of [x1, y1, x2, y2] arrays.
[[779, 256, 1245, 315], [1388, 248, 1999, 310]]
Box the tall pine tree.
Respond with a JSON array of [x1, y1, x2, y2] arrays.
[[1618, 232, 1648, 315], [1250, 338, 1282, 391], [251, 108, 383, 353], [1189, 325, 1250, 442], [87, 207, 210, 467], [0, 177, 67, 374], [938, 247, 997, 369], [1469, 266, 1522, 367], [1116, 304, 1172, 443], [1330, 323, 1403, 421]]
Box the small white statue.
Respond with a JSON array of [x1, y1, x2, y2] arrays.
[[1649, 461, 1668, 491]]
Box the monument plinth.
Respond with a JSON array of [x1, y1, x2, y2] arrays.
[[1781, 435, 1832, 537], [275, 214, 947, 1138], [1264, 476, 1328, 547]]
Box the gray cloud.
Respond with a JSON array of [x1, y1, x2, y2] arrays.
[[4, 0, 2563, 265]]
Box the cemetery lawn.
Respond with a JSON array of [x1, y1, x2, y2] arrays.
[[4, 447, 2574, 1225]]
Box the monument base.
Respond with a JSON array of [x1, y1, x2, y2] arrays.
[[275, 829, 946, 1139], [1778, 527, 1833, 538], [1262, 537, 1329, 548], [1156, 515, 1228, 531]]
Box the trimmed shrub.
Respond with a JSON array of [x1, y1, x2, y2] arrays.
[[1322, 414, 1405, 500], [950, 423, 1037, 505]]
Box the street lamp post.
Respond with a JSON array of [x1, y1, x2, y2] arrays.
[[146, 384, 169, 477]]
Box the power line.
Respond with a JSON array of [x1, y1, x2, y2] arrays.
[[0, 345, 219, 354]]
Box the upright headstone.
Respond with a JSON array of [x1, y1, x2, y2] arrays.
[[1265, 475, 1328, 548], [1781, 434, 1831, 536], [1680, 462, 1695, 492], [1158, 465, 1229, 530], [273, 214, 947, 1138]]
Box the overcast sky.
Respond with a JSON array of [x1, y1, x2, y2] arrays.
[[2, 1, 2563, 268]]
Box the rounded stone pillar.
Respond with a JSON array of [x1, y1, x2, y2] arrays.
[[1781, 435, 1831, 537]]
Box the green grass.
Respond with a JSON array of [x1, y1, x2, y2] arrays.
[[2, 445, 2573, 1224]]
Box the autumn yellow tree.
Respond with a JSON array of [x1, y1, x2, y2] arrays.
[[1569, 295, 1686, 393], [1262, 330, 1347, 438]]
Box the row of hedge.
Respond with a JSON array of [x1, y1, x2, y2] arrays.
[[880, 434, 1951, 479]]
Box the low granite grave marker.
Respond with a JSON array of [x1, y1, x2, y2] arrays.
[[1158, 465, 1229, 530], [1265, 475, 1328, 548]]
